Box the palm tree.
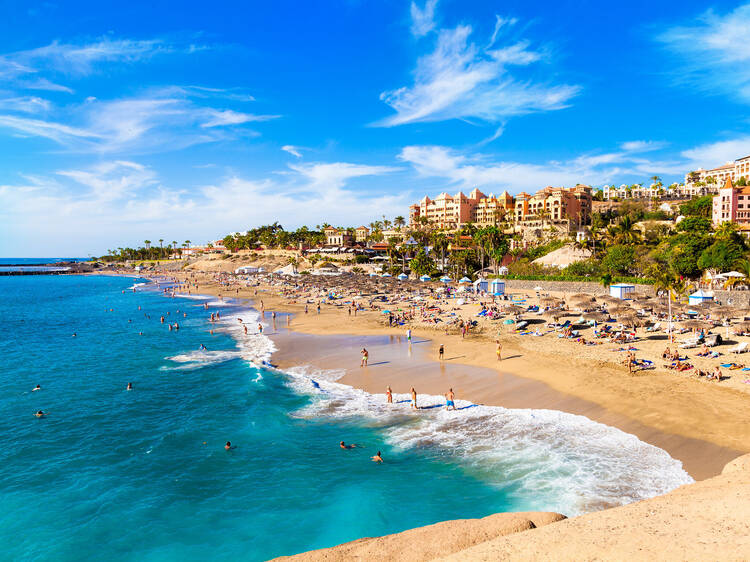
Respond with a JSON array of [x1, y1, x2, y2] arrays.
[[614, 215, 641, 244], [158, 239, 164, 258], [394, 216, 405, 230]]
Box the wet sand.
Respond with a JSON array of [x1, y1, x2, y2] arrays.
[[269, 323, 741, 481]]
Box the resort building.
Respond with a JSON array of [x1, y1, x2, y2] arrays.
[[409, 188, 540, 229], [712, 178, 750, 228], [514, 185, 592, 228], [354, 226, 369, 243], [686, 155, 750, 190], [323, 227, 353, 247]]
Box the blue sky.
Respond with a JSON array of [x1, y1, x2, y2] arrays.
[[2, 0, 750, 256]]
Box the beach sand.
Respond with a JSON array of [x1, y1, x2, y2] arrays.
[[150, 269, 750, 478]]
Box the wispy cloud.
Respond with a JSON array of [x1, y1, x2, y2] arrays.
[[0, 96, 51, 113], [281, 145, 303, 158], [657, 4, 750, 102], [200, 109, 279, 128], [398, 141, 684, 192], [1, 159, 409, 255], [0, 38, 172, 80], [681, 137, 750, 168], [377, 19, 579, 126], [410, 0, 438, 37], [0, 88, 277, 153]]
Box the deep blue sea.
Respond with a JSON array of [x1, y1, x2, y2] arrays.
[[0, 274, 693, 561]]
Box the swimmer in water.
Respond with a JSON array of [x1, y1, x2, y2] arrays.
[[32, 385, 41, 392], [339, 441, 358, 449], [371, 451, 383, 463], [225, 441, 235, 450], [126, 382, 133, 391], [35, 410, 46, 418], [199, 343, 207, 351]]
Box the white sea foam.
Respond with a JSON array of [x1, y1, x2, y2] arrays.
[[281, 365, 694, 517], [166, 290, 692, 516]]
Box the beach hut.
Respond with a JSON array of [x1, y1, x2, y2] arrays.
[[440, 275, 452, 283], [419, 275, 432, 282], [688, 289, 714, 306], [459, 276, 472, 284], [498, 265, 509, 276], [235, 265, 259, 274], [397, 273, 409, 281], [609, 283, 635, 300], [490, 279, 505, 296], [473, 278, 488, 293]]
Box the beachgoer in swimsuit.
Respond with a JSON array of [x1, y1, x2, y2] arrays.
[[360, 348, 368, 367], [225, 441, 233, 450], [32, 385, 41, 392], [445, 388, 456, 410], [411, 387, 418, 409], [340, 441, 357, 449], [126, 382, 133, 391], [35, 411, 46, 418], [438, 344, 444, 360], [371, 451, 383, 463], [496, 340, 502, 361], [386, 386, 393, 404]]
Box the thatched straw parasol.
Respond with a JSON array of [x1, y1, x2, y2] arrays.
[[502, 304, 525, 316], [595, 295, 620, 305], [733, 321, 750, 335], [617, 312, 645, 328], [582, 311, 609, 323], [680, 319, 711, 331], [607, 304, 632, 316], [540, 296, 562, 307]]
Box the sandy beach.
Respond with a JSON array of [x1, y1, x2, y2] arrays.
[[145, 267, 750, 480]]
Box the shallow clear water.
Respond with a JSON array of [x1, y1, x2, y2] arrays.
[[0, 275, 692, 561]]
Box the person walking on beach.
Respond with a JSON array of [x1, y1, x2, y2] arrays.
[[360, 348, 369, 367], [438, 344, 444, 361], [496, 340, 502, 361], [445, 388, 456, 411], [410, 387, 418, 409], [386, 386, 393, 404], [406, 328, 411, 343], [258, 323, 263, 334]]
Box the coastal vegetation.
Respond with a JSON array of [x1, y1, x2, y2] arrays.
[[97, 193, 748, 289]]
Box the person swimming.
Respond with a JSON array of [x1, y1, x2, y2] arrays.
[[371, 451, 383, 463], [35, 410, 46, 418], [199, 344, 207, 351], [225, 441, 234, 450], [32, 385, 41, 392], [126, 382, 133, 391], [339, 441, 357, 449]]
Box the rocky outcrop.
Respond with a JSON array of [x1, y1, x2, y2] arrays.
[[280, 454, 750, 561], [272, 512, 566, 562]]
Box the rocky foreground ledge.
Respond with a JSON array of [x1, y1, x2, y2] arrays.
[[275, 454, 750, 561]]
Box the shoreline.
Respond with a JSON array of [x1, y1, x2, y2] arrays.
[[139, 269, 748, 479]]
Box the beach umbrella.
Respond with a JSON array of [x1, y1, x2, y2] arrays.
[[582, 311, 609, 323], [459, 276, 472, 284], [502, 304, 525, 316], [440, 275, 452, 283], [567, 292, 595, 301], [595, 295, 621, 305], [419, 275, 432, 282], [397, 273, 408, 281], [544, 310, 563, 322], [381, 272, 392, 278], [733, 321, 750, 335], [617, 312, 644, 328], [540, 296, 562, 307], [680, 319, 711, 330], [608, 304, 632, 316]]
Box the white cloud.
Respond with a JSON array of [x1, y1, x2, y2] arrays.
[[281, 145, 303, 158], [0, 89, 276, 153], [200, 109, 279, 128], [0, 160, 409, 256], [658, 4, 750, 102], [619, 140, 666, 152], [681, 137, 750, 168], [398, 143, 686, 192], [0, 38, 170, 79], [410, 0, 438, 37], [377, 22, 579, 126], [0, 96, 51, 113]]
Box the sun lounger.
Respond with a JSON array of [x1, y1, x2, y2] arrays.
[[679, 338, 699, 349], [730, 342, 748, 354]]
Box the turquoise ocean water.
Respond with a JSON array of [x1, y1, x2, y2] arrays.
[[0, 274, 692, 561]]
